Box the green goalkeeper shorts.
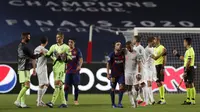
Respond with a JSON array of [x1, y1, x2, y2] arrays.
[[18, 70, 30, 83]]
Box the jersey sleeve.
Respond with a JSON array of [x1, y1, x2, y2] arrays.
[[22, 46, 36, 59], [65, 45, 72, 60], [187, 49, 194, 59], [34, 47, 40, 55], [77, 48, 83, 59], [45, 45, 54, 57], [107, 52, 113, 64]]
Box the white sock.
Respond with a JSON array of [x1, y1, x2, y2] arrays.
[[136, 91, 143, 101], [128, 91, 135, 106], [142, 86, 149, 104], [37, 88, 43, 103], [41, 86, 48, 101], [148, 87, 154, 103]]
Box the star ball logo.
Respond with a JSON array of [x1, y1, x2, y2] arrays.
[[0, 65, 17, 93]]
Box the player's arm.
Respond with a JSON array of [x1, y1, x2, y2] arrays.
[[172, 49, 184, 61], [106, 53, 112, 80], [65, 46, 72, 62], [77, 49, 83, 71], [185, 50, 193, 71], [151, 48, 166, 60], [136, 53, 142, 81], [45, 45, 54, 58]]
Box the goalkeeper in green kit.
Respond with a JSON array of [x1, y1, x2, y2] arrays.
[[44, 32, 72, 108]]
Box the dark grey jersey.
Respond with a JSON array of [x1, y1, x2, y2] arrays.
[[18, 42, 36, 70]]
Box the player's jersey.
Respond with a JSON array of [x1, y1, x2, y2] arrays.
[[184, 47, 195, 67], [125, 49, 140, 74], [18, 42, 36, 70], [66, 48, 83, 74], [133, 44, 145, 65], [144, 46, 155, 70], [154, 45, 165, 65], [34, 46, 48, 70], [46, 43, 72, 70], [108, 51, 125, 77]]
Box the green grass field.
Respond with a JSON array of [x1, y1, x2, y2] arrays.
[[0, 94, 199, 112]]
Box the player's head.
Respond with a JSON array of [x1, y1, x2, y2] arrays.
[[153, 36, 161, 46], [132, 35, 141, 45], [113, 41, 122, 51], [21, 32, 30, 43], [126, 41, 133, 52], [56, 32, 64, 44], [40, 36, 48, 46], [68, 38, 76, 48], [184, 37, 192, 47], [147, 37, 155, 47]]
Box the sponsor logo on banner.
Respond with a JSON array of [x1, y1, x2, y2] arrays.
[[152, 66, 186, 92], [28, 66, 186, 93], [0, 65, 17, 93]]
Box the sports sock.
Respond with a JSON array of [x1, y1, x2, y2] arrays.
[[60, 86, 66, 104], [20, 84, 26, 104], [118, 90, 124, 105], [186, 88, 190, 102], [148, 87, 154, 102], [37, 87, 43, 103], [42, 86, 48, 98], [51, 85, 60, 104], [16, 84, 29, 102], [74, 85, 79, 101], [159, 85, 165, 101], [142, 86, 149, 104], [128, 91, 135, 105], [110, 91, 115, 105], [64, 85, 69, 102]]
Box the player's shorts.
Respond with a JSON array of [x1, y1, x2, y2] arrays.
[[110, 75, 125, 89], [18, 70, 30, 83], [36, 68, 49, 86], [65, 73, 80, 85], [125, 73, 135, 86], [184, 66, 195, 84], [143, 67, 157, 82], [155, 64, 164, 82], [53, 70, 65, 83]]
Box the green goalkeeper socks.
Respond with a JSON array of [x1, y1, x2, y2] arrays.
[[20, 84, 26, 104], [16, 84, 28, 102], [60, 86, 66, 104], [51, 86, 60, 104]]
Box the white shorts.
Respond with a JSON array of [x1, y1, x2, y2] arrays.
[[125, 72, 144, 86], [144, 67, 157, 82], [36, 68, 49, 86], [125, 73, 135, 85]]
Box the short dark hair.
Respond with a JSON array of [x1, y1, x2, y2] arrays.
[[147, 37, 155, 43], [113, 41, 121, 48], [184, 37, 192, 45], [21, 32, 30, 39], [68, 38, 76, 43], [40, 36, 48, 44], [126, 41, 132, 46], [134, 35, 141, 42]]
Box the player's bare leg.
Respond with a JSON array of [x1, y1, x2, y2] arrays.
[[147, 81, 155, 105]]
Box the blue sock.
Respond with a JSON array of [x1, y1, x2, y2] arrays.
[[118, 91, 124, 105], [74, 85, 79, 101], [110, 91, 115, 105], [64, 85, 69, 102]]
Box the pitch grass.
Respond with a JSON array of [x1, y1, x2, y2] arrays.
[[0, 94, 199, 112]]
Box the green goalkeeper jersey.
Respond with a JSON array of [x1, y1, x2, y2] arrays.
[[46, 43, 72, 71]]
